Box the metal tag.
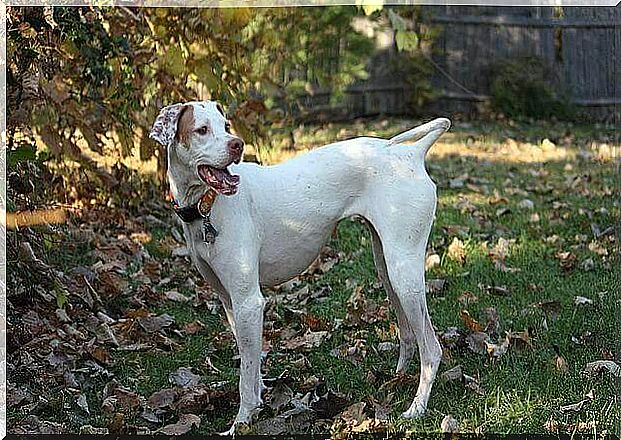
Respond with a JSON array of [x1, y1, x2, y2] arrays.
[[202, 216, 219, 244]]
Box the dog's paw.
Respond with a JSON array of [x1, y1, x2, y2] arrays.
[[219, 421, 251, 436], [401, 398, 427, 419]]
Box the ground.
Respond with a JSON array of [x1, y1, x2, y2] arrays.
[[7, 117, 620, 436]]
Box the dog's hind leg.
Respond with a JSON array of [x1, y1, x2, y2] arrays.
[[363, 183, 442, 418], [382, 243, 442, 418], [367, 221, 416, 373]]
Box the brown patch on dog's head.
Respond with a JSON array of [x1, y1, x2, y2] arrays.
[[175, 104, 195, 146]]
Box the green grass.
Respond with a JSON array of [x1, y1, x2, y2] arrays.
[[33, 118, 620, 435]]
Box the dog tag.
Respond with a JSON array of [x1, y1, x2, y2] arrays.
[[202, 216, 218, 244]]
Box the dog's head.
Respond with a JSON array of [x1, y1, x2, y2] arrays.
[[150, 101, 244, 196]]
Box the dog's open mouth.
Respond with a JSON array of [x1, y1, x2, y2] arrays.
[[197, 165, 240, 196]]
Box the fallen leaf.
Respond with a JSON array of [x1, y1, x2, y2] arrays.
[[441, 327, 466, 350], [441, 365, 464, 382], [554, 355, 568, 374], [282, 330, 329, 351], [441, 365, 484, 395], [76, 394, 90, 415], [460, 310, 483, 333], [535, 300, 562, 319], [169, 367, 201, 388], [147, 388, 177, 409], [447, 238, 466, 264], [466, 332, 489, 354], [560, 396, 591, 413], [138, 314, 175, 333], [80, 425, 109, 434], [183, 320, 205, 335], [457, 291, 478, 305], [426, 279, 446, 295], [377, 342, 398, 353], [581, 258, 595, 271], [339, 402, 367, 424], [165, 290, 190, 302], [425, 253, 441, 270], [101, 381, 142, 413], [174, 384, 216, 413], [485, 335, 510, 358], [489, 237, 511, 263], [574, 296, 593, 306], [583, 360, 621, 378], [556, 251, 576, 271], [441, 415, 459, 433], [158, 413, 201, 435], [495, 207, 511, 217], [330, 339, 367, 365], [507, 330, 532, 350], [544, 418, 595, 433]]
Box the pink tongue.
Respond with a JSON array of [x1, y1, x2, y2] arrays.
[[198, 166, 240, 195]]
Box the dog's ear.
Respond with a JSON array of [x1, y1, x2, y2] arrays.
[[150, 103, 187, 147]]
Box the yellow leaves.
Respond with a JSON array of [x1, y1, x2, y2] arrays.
[[489, 237, 511, 263], [556, 251, 577, 271], [447, 237, 466, 264], [358, 1, 384, 16], [395, 31, 419, 52], [554, 354, 568, 374], [159, 44, 185, 77]]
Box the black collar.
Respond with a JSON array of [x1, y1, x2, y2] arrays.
[[170, 189, 218, 223]]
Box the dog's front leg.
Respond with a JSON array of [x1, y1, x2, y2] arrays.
[[221, 288, 266, 435]]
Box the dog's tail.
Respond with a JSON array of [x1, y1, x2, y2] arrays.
[[387, 118, 451, 162]]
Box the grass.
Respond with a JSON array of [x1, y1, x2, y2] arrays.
[[25, 118, 620, 435]]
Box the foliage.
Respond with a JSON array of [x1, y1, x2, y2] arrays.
[[387, 7, 438, 113], [7, 6, 380, 197], [489, 57, 575, 120]]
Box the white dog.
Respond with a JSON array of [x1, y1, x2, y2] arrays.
[[150, 100, 450, 434]]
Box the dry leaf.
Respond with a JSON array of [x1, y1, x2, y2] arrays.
[[485, 335, 510, 358], [169, 367, 201, 388], [183, 320, 205, 335], [440, 415, 459, 433], [138, 314, 174, 333], [460, 310, 483, 333], [282, 330, 329, 351], [583, 360, 621, 378], [158, 413, 201, 435], [507, 330, 532, 350], [574, 296, 593, 306], [425, 253, 441, 270], [554, 355, 568, 374], [556, 251, 576, 271], [147, 388, 177, 409], [466, 332, 489, 355], [426, 279, 446, 295], [165, 290, 190, 302], [457, 291, 478, 305], [447, 238, 466, 264], [535, 300, 562, 319]]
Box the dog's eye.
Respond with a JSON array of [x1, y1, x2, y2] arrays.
[[196, 126, 209, 135], [224, 122, 231, 133]]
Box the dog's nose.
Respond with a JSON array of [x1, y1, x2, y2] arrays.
[[228, 138, 244, 156]]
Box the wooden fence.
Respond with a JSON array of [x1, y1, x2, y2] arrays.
[[305, 6, 620, 123]]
